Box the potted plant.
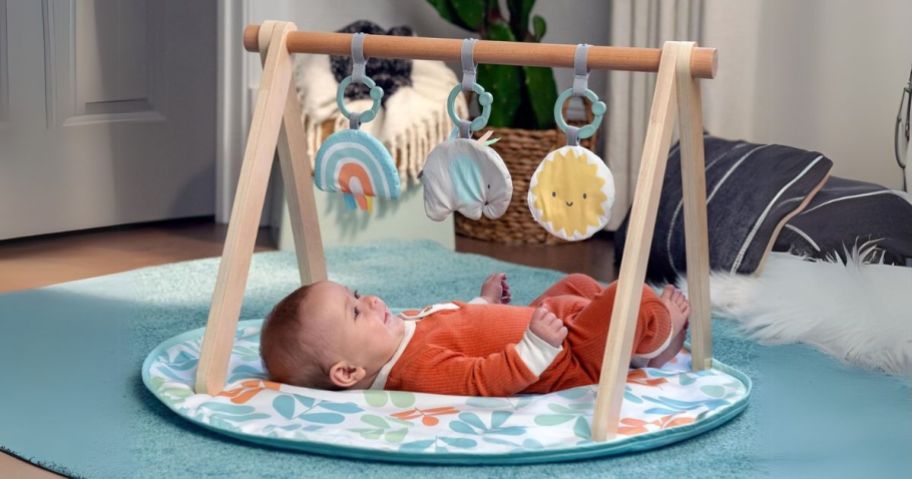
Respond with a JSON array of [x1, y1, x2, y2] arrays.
[[426, 0, 596, 244]]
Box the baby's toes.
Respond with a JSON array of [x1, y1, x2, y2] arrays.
[[661, 284, 675, 301]]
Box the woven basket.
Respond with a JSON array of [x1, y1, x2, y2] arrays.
[[455, 125, 597, 245]]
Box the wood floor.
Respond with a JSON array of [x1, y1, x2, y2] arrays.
[[0, 217, 617, 477]]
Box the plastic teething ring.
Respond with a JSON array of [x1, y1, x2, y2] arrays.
[[447, 83, 493, 137], [336, 75, 384, 126], [553, 88, 606, 141]]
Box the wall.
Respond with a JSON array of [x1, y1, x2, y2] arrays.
[[702, 0, 912, 190]]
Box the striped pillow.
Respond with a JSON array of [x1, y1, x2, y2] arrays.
[[615, 135, 832, 283], [775, 177, 912, 266]]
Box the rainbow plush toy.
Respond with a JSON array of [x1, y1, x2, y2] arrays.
[[313, 32, 400, 213], [314, 129, 400, 212]]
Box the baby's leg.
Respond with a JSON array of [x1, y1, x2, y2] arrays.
[[529, 273, 603, 307], [562, 282, 673, 381], [647, 286, 690, 368]]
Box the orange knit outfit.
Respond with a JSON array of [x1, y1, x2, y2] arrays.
[[381, 273, 672, 397]]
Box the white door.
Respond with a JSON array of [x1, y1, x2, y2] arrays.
[[0, 0, 216, 240]]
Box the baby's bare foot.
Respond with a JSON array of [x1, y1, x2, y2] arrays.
[[647, 285, 691, 368]]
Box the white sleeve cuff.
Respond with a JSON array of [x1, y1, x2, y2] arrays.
[[515, 330, 562, 377], [631, 328, 674, 360], [468, 297, 489, 304]]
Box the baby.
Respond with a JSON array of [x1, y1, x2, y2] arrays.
[[260, 273, 689, 397]]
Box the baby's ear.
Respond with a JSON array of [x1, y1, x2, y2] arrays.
[[328, 361, 365, 388]]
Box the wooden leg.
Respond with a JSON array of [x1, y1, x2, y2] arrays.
[[269, 64, 327, 285], [675, 42, 713, 371], [591, 42, 680, 442], [194, 21, 297, 395]]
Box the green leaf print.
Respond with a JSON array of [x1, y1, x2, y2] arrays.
[[700, 385, 725, 398], [383, 428, 408, 443], [390, 391, 416, 408], [534, 414, 575, 426], [361, 414, 389, 429]]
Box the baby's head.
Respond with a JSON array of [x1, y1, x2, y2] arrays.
[[260, 280, 404, 390]]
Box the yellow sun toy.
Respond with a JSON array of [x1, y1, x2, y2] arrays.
[[529, 146, 615, 240], [527, 44, 615, 241]]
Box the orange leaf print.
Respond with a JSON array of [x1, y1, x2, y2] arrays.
[[617, 426, 648, 436], [422, 416, 439, 426], [663, 417, 695, 428], [391, 408, 421, 420], [620, 418, 647, 426]]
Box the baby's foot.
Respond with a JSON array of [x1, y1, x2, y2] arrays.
[[647, 285, 691, 368]]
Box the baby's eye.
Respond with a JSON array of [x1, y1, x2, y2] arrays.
[[354, 307, 360, 319], [582, 192, 588, 199], [353, 290, 361, 299]]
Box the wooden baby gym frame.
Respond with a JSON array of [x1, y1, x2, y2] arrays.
[[195, 21, 717, 443]]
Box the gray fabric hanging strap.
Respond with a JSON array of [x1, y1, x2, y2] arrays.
[[351, 32, 367, 83], [461, 38, 478, 92], [565, 125, 581, 146], [348, 111, 363, 130], [572, 43, 590, 96]]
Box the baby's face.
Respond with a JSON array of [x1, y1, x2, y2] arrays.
[[304, 281, 405, 373]]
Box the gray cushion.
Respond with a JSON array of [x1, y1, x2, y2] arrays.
[[615, 135, 832, 284]]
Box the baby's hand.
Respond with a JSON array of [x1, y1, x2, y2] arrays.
[[529, 307, 567, 348], [480, 273, 511, 304]]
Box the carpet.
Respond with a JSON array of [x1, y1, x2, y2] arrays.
[[1, 240, 910, 478]]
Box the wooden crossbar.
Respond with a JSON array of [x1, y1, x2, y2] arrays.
[[195, 21, 714, 444], [242, 26, 717, 79]]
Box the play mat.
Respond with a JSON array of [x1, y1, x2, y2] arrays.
[[143, 319, 750, 464]]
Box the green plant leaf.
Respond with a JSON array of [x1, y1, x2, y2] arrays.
[[522, 65, 558, 129], [532, 15, 546, 41], [451, 0, 486, 30], [507, 0, 536, 40], [477, 64, 521, 127], [425, 0, 472, 30]]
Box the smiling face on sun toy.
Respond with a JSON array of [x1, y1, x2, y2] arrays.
[[528, 146, 615, 241]]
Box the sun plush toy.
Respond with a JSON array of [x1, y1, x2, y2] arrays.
[[528, 146, 615, 241]]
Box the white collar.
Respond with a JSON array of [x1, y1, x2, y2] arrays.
[[368, 319, 417, 390]]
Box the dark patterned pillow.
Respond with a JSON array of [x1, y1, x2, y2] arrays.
[[774, 176, 912, 266], [615, 135, 832, 284]]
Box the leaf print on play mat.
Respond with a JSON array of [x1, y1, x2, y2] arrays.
[[533, 403, 593, 442], [449, 411, 525, 436], [363, 390, 416, 408], [392, 406, 459, 426], [626, 369, 668, 387], [348, 414, 413, 442], [399, 436, 478, 452], [219, 379, 281, 404], [271, 394, 363, 424]]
